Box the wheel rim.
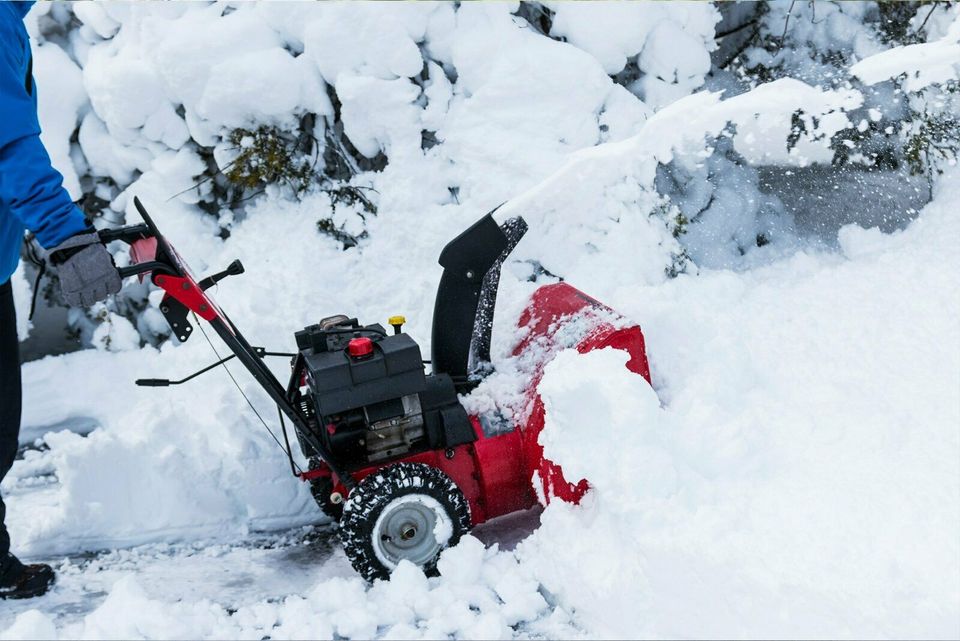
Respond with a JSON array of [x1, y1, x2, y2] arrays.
[[372, 494, 452, 570]]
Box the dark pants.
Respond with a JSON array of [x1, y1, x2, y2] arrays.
[[0, 280, 23, 580]]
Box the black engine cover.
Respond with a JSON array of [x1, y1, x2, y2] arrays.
[[304, 333, 425, 417], [297, 319, 477, 468]]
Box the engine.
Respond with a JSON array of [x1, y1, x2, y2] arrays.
[[294, 315, 476, 469]]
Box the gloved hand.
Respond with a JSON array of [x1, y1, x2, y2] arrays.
[[48, 231, 122, 307]]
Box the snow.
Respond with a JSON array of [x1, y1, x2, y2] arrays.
[[11, 265, 33, 341], [89, 310, 142, 352], [547, 1, 718, 80], [526, 180, 960, 635], [3, 1, 959, 638], [33, 42, 86, 200], [0, 610, 56, 641], [6, 168, 957, 636], [851, 5, 960, 91], [335, 74, 422, 159], [197, 47, 303, 128], [71, 2, 120, 40], [301, 3, 437, 82]]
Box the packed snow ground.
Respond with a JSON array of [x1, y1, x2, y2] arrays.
[[3, 2, 960, 639]]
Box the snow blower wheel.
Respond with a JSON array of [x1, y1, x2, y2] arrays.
[[339, 463, 471, 581]]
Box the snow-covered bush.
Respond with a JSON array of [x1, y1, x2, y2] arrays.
[[720, 0, 959, 177], [21, 1, 960, 336], [224, 127, 314, 195]]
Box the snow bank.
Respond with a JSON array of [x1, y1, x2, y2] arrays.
[[509, 169, 959, 638]]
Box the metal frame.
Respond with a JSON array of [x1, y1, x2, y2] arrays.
[[105, 198, 355, 489]]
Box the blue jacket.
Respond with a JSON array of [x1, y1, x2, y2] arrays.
[[0, 1, 88, 284]]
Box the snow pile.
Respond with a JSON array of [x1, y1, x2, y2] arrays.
[[1, 542, 569, 640], [523, 189, 960, 635]]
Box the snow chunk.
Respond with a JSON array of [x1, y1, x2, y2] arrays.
[[637, 19, 714, 110], [302, 3, 436, 82], [197, 47, 303, 128], [539, 348, 672, 502], [548, 1, 718, 81], [34, 43, 86, 199], [146, 5, 283, 109], [72, 1, 120, 39], [81, 577, 232, 639], [440, 3, 615, 203], [91, 311, 141, 352], [851, 35, 960, 92], [0, 611, 57, 641], [84, 45, 168, 132], [336, 74, 422, 159], [78, 112, 153, 185]]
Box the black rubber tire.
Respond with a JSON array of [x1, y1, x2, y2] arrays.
[[339, 463, 472, 582], [307, 458, 343, 521]]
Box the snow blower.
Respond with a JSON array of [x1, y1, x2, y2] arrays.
[[106, 197, 651, 581]]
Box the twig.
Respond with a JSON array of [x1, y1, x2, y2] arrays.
[[809, 0, 826, 26], [777, 0, 798, 53], [715, 17, 759, 39], [229, 188, 266, 206], [327, 127, 362, 176], [719, 24, 762, 69], [914, 1, 942, 38], [166, 160, 235, 202]]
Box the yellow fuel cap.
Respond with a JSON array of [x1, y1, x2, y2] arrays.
[[388, 315, 406, 335]]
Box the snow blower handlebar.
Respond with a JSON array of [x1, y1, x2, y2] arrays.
[[102, 197, 356, 489]]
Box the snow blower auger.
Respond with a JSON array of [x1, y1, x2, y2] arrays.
[[109, 197, 651, 581]]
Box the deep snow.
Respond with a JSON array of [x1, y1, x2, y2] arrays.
[[2, 1, 959, 639]]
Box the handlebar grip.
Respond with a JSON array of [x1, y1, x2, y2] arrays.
[[135, 379, 170, 387], [117, 261, 175, 280], [117, 264, 153, 279], [98, 224, 152, 245]]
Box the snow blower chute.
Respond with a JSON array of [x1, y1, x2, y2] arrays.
[[108, 197, 651, 581]]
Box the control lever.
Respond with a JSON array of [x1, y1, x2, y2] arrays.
[[135, 346, 295, 387], [198, 259, 244, 290]]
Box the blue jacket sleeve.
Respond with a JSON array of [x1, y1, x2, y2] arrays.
[[0, 7, 88, 249], [0, 135, 90, 249]]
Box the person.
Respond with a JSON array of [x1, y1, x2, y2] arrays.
[[1, 1, 121, 599]]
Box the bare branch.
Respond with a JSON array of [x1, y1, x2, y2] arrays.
[[777, 0, 798, 53]]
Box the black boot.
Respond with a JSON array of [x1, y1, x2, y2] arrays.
[[0, 561, 56, 600]]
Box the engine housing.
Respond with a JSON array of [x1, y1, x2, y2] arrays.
[[295, 316, 475, 469]]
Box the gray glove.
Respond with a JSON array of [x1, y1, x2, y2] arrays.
[[49, 231, 122, 307]]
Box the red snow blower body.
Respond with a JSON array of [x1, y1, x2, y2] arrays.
[[110, 198, 650, 580]]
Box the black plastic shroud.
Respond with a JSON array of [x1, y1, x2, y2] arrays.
[[430, 212, 527, 389]]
